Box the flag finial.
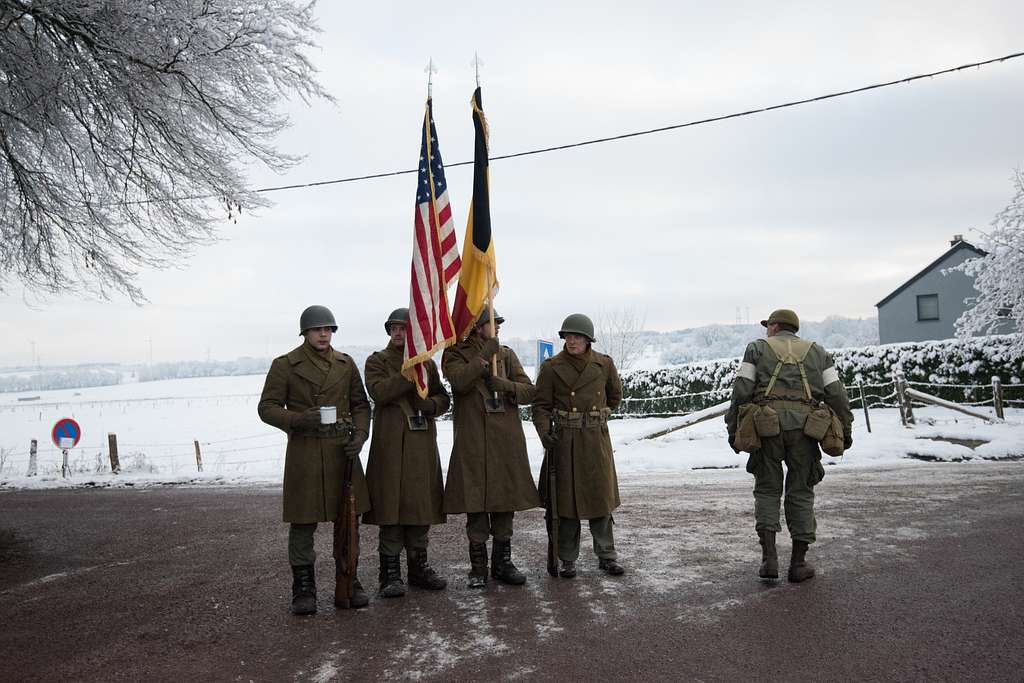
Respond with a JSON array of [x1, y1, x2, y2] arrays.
[[424, 58, 438, 98], [472, 52, 484, 88]]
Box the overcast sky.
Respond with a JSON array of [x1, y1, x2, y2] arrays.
[[2, 1, 1023, 367]]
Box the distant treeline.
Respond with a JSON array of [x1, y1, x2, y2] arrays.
[[0, 368, 123, 394]]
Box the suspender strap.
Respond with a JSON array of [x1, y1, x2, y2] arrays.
[[762, 337, 814, 401]]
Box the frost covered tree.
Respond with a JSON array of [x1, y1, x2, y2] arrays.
[[953, 170, 1024, 354], [0, 0, 331, 301], [596, 307, 647, 374]]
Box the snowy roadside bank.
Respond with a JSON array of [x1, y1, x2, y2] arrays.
[[2, 372, 1021, 490]]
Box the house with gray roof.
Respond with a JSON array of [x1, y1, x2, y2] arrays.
[[875, 236, 1008, 344]]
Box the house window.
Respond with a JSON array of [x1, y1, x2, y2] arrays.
[[917, 294, 939, 321]]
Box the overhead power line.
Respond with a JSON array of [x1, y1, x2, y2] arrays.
[[135, 50, 1024, 204]]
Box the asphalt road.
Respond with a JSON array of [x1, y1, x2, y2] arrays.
[[2, 462, 1022, 682]]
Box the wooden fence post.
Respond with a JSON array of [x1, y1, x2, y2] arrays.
[[27, 439, 37, 477], [858, 381, 872, 433], [194, 440, 204, 473], [894, 372, 915, 426], [108, 433, 120, 474], [992, 375, 1005, 420]]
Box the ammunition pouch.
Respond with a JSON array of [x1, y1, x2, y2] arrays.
[[554, 408, 610, 430], [315, 417, 355, 440], [753, 404, 781, 438], [802, 403, 845, 457], [803, 406, 832, 441], [820, 411, 846, 457], [734, 403, 762, 453]]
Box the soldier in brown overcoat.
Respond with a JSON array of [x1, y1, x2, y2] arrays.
[[362, 308, 449, 598], [442, 309, 541, 588], [532, 313, 626, 578], [257, 305, 372, 614]]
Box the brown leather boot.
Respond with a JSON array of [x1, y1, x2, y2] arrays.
[[788, 540, 816, 583], [758, 530, 779, 579]]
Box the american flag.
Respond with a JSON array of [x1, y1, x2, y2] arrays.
[[401, 98, 461, 396]]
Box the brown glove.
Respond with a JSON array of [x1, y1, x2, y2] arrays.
[[479, 337, 499, 358], [342, 437, 365, 458], [485, 374, 516, 394], [412, 396, 436, 416], [540, 431, 561, 451], [291, 407, 321, 433]]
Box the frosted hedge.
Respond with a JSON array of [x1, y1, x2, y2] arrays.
[[617, 334, 1024, 416]]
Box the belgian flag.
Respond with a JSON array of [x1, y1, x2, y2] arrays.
[[451, 86, 498, 340]]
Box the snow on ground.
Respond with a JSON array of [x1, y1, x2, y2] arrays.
[[0, 374, 1021, 490]]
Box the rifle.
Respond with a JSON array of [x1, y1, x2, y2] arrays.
[[544, 413, 561, 577], [333, 423, 358, 608]]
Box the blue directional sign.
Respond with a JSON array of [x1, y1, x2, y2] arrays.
[[536, 339, 555, 379], [51, 417, 82, 449]]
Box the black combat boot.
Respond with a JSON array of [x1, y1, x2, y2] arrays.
[[408, 549, 447, 590], [598, 558, 625, 575], [758, 530, 779, 580], [291, 565, 316, 615], [490, 539, 526, 585], [559, 559, 577, 579], [788, 540, 816, 583], [468, 541, 488, 589], [378, 553, 406, 598]]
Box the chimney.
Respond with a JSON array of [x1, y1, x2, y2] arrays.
[[950, 234, 963, 246]]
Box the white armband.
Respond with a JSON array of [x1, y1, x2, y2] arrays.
[[737, 362, 756, 382], [822, 366, 840, 387]]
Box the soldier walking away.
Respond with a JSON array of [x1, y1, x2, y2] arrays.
[[362, 308, 449, 598], [258, 305, 372, 614], [532, 314, 626, 579], [442, 309, 541, 588], [725, 309, 853, 582]]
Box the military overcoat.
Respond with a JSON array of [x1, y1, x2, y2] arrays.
[[258, 344, 371, 523], [532, 349, 623, 520], [361, 342, 449, 526], [442, 335, 541, 513]]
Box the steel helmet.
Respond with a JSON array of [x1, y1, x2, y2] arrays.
[[298, 305, 338, 335], [384, 308, 410, 333], [475, 308, 505, 328], [760, 309, 800, 331], [558, 313, 596, 342]]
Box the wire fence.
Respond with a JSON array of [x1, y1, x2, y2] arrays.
[[2, 375, 1021, 480], [612, 379, 1024, 418]]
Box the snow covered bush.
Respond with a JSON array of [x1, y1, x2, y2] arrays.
[[618, 335, 1024, 416]]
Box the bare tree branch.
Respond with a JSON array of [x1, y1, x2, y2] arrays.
[[595, 307, 648, 374], [0, 0, 333, 301]]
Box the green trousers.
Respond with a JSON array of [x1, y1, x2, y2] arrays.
[[378, 524, 430, 556], [465, 511, 515, 543], [288, 521, 360, 567], [748, 429, 825, 544], [558, 515, 616, 561]]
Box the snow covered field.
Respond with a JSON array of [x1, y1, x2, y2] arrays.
[[1, 373, 1021, 490]]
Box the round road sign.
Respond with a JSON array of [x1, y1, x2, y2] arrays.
[[52, 418, 82, 450]]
